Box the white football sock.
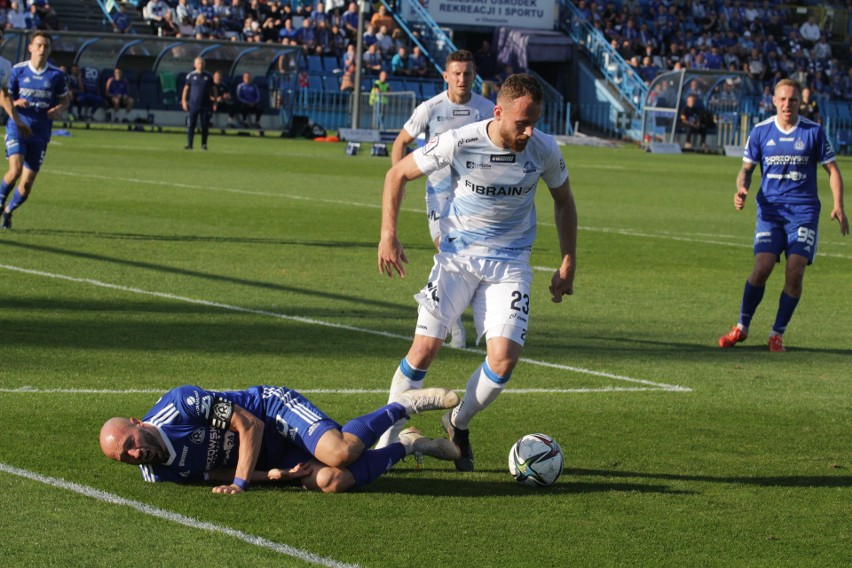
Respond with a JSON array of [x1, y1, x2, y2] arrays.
[[374, 362, 424, 449], [452, 361, 506, 430]]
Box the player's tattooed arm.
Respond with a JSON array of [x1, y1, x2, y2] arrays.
[[734, 162, 756, 210]]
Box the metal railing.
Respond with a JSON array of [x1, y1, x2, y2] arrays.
[[557, 0, 648, 113]]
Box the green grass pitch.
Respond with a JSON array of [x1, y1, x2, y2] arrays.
[[0, 128, 849, 567]]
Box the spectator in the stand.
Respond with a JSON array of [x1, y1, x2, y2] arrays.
[[194, 14, 212, 39], [705, 45, 723, 70], [684, 79, 704, 108], [363, 43, 383, 74], [329, 24, 347, 56], [746, 48, 766, 83], [638, 55, 658, 84], [144, 0, 169, 35], [112, 3, 133, 34], [160, 9, 181, 37], [375, 25, 393, 58], [25, 3, 41, 29], [278, 18, 298, 44], [176, 0, 197, 28], [391, 28, 407, 53], [370, 4, 394, 34], [342, 43, 357, 71], [758, 85, 774, 118], [799, 16, 821, 49], [242, 17, 259, 42], [295, 17, 317, 53], [211, 70, 236, 127], [313, 20, 332, 55], [362, 23, 377, 49], [236, 72, 263, 129], [105, 68, 135, 123], [342, 1, 359, 39], [812, 35, 832, 63], [391, 47, 410, 77], [7, 2, 28, 30], [311, 2, 329, 27], [408, 45, 428, 77]]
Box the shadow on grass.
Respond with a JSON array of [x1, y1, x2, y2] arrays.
[[0, 239, 415, 317], [570, 468, 851, 488], [531, 334, 852, 358]]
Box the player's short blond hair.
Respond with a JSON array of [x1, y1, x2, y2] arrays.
[[497, 74, 543, 106]]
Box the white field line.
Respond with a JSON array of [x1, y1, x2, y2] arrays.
[[0, 386, 675, 395], [0, 462, 359, 568], [0, 263, 691, 393], [51, 170, 851, 258]]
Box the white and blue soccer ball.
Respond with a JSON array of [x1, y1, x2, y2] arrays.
[[508, 433, 564, 487]]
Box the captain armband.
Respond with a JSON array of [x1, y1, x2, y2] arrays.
[[207, 396, 234, 430]]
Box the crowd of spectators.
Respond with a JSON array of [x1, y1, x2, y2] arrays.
[[571, 0, 852, 103], [132, 0, 432, 78], [2, 0, 61, 31]]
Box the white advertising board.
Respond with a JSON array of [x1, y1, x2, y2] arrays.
[[402, 0, 557, 31]]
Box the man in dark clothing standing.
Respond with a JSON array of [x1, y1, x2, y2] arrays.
[[182, 57, 217, 150]]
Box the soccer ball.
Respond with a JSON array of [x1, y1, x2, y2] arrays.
[[508, 433, 564, 487]]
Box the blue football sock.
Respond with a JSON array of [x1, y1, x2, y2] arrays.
[[0, 180, 13, 209], [772, 292, 800, 335], [341, 403, 407, 448], [346, 444, 406, 487], [739, 280, 765, 328], [6, 189, 28, 213]]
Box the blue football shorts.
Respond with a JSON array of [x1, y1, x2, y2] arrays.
[[754, 204, 820, 264], [5, 133, 48, 172], [261, 387, 341, 463]]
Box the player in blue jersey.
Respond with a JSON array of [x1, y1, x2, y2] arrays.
[[182, 57, 216, 150], [0, 31, 69, 230], [719, 78, 847, 352], [100, 384, 460, 494], [377, 74, 578, 471]]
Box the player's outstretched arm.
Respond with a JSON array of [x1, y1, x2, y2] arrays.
[[378, 153, 424, 278], [735, 162, 756, 210], [549, 178, 578, 303], [211, 405, 264, 494], [824, 161, 848, 236]]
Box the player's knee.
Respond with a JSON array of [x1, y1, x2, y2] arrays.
[[315, 467, 353, 493], [324, 439, 361, 467]]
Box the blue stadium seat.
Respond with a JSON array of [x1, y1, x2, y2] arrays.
[[307, 74, 324, 91], [321, 55, 341, 72], [305, 55, 324, 73], [387, 79, 406, 93]]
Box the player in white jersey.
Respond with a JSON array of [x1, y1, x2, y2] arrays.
[[378, 74, 578, 471], [391, 49, 494, 350], [0, 29, 30, 142], [719, 78, 847, 352]]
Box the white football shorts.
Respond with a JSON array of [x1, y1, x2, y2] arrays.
[[413, 252, 532, 345]]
